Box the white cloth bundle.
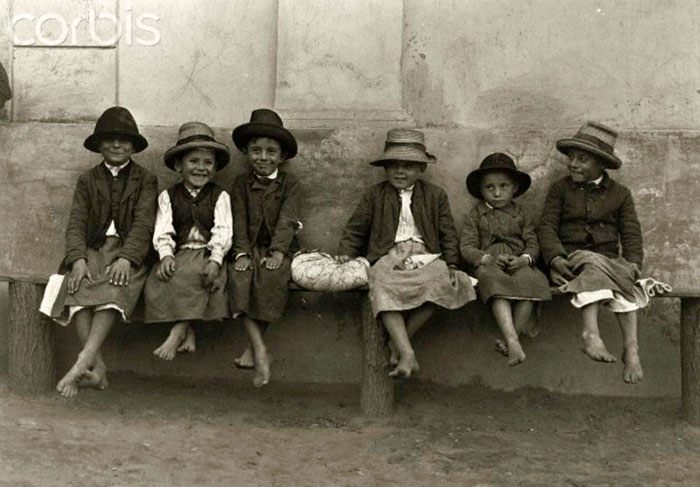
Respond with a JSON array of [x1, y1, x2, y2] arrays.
[[291, 251, 370, 291]]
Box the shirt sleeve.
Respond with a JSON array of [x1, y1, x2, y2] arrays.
[[537, 182, 567, 265], [153, 190, 176, 261], [207, 191, 233, 266]]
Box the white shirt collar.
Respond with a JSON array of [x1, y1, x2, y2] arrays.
[[398, 184, 415, 195], [590, 175, 604, 186], [104, 160, 130, 177], [254, 169, 278, 180]]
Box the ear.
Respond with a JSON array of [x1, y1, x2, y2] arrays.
[[419, 163, 427, 173], [173, 158, 183, 173]]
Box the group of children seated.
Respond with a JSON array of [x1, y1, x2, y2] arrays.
[[42, 106, 654, 398]]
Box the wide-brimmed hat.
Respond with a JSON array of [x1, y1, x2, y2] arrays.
[[232, 109, 297, 159], [370, 128, 436, 167], [466, 153, 531, 200], [556, 121, 622, 169], [84, 106, 148, 153], [164, 122, 230, 171]]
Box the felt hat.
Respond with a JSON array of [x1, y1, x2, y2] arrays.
[[84, 106, 148, 153], [466, 152, 531, 200], [556, 121, 622, 169], [232, 109, 297, 159], [164, 122, 230, 171], [370, 128, 436, 167]]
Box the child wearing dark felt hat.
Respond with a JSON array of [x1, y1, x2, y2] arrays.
[[336, 129, 476, 379], [42, 106, 158, 398], [143, 122, 233, 361], [228, 108, 302, 387], [460, 153, 551, 366], [538, 121, 650, 384]]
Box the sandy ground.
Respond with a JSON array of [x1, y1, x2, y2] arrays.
[[1, 373, 699, 487]]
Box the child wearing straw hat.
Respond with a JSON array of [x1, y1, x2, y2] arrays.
[[43, 106, 158, 397], [460, 153, 551, 366], [538, 121, 647, 383], [228, 109, 302, 387], [336, 129, 476, 379], [143, 122, 232, 360]]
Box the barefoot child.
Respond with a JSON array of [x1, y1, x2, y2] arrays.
[[460, 153, 551, 366], [538, 121, 645, 383], [44, 106, 157, 397], [337, 129, 476, 379], [144, 122, 232, 359], [229, 109, 302, 387]]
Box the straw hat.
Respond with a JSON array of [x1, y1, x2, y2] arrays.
[[164, 122, 230, 170], [84, 106, 148, 153], [232, 109, 297, 159], [556, 121, 622, 169], [370, 128, 436, 166]]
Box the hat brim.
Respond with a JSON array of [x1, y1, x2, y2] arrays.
[[164, 141, 231, 171], [466, 167, 532, 200], [370, 153, 436, 167], [84, 130, 148, 153], [556, 139, 621, 169], [232, 124, 297, 159]]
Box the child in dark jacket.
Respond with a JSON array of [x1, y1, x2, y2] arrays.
[[460, 153, 551, 366], [337, 129, 476, 379], [44, 107, 157, 397], [538, 121, 645, 383], [228, 109, 302, 387]]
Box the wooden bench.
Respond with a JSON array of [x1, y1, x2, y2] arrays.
[[3, 275, 700, 423]]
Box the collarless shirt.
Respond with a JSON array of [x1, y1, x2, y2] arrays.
[[103, 160, 131, 237], [394, 185, 425, 244]]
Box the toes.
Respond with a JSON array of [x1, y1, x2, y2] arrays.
[[494, 340, 509, 357]]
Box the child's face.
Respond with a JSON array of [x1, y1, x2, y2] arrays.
[[99, 136, 134, 166], [384, 160, 426, 190], [246, 137, 286, 177], [480, 171, 517, 208], [567, 148, 605, 183], [175, 148, 216, 190]]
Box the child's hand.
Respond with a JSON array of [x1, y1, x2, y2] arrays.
[[506, 255, 529, 274], [495, 254, 510, 270], [335, 255, 352, 264], [234, 255, 252, 272], [106, 257, 132, 286], [261, 250, 284, 271], [202, 261, 221, 293], [479, 254, 495, 267], [550, 256, 574, 281], [157, 256, 176, 281], [67, 258, 93, 294]]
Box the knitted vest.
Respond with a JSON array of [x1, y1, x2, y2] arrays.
[[167, 182, 223, 249]]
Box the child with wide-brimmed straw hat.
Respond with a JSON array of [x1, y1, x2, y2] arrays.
[[228, 109, 302, 387], [337, 129, 476, 379], [461, 153, 551, 366], [41, 106, 158, 397], [143, 122, 232, 361], [538, 121, 659, 384]]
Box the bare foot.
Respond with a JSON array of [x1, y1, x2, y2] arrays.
[[234, 345, 255, 370], [388, 340, 399, 366], [176, 326, 196, 354], [494, 339, 509, 357], [506, 339, 526, 366], [153, 324, 188, 361], [388, 352, 419, 379], [77, 360, 108, 390], [581, 333, 617, 363], [622, 347, 644, 384], [56, 352, 94, 398], [252, 350, 273, 388]]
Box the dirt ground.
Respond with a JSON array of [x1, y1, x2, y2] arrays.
[[1, 373, 699, 487]]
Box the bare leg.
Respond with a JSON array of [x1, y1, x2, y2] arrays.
[[177, 325, 196, 353], [617, 311, 643, 383], [381, 311, 419, 379], [513, 300, 535, 335], [580, 302, 617, 362], [491, 298, 526, 366], [57, 309, 118, 398], [74, 311, 108, 391], [388, 303, 435, 365], [234, 344, 255, 369], [243, 317, 272, 387], [153, 322, 189, 361]]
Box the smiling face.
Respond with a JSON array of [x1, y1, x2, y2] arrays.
[[245, 137, 286, 177], [566, 148, 605, 183], [175, 148, 217, 190], [99, 136, 134, 166], [479, 171, 518, 208], [384, 160, 426, 190]]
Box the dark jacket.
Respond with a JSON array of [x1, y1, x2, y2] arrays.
[[62, 161, 158, 271], [231, 171, 301, 257], [537, 173, 643, 268], [338, 179, 461, 266]]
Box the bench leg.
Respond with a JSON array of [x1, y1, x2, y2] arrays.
[[361, 297, 394, 416], [8, 281, 56, 394], [681, 297, 700, 425]]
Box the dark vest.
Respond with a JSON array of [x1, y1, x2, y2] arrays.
[[167, 182, 223, 249]]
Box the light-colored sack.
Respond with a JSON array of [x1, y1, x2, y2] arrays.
[[291, 251, 370, 291]]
